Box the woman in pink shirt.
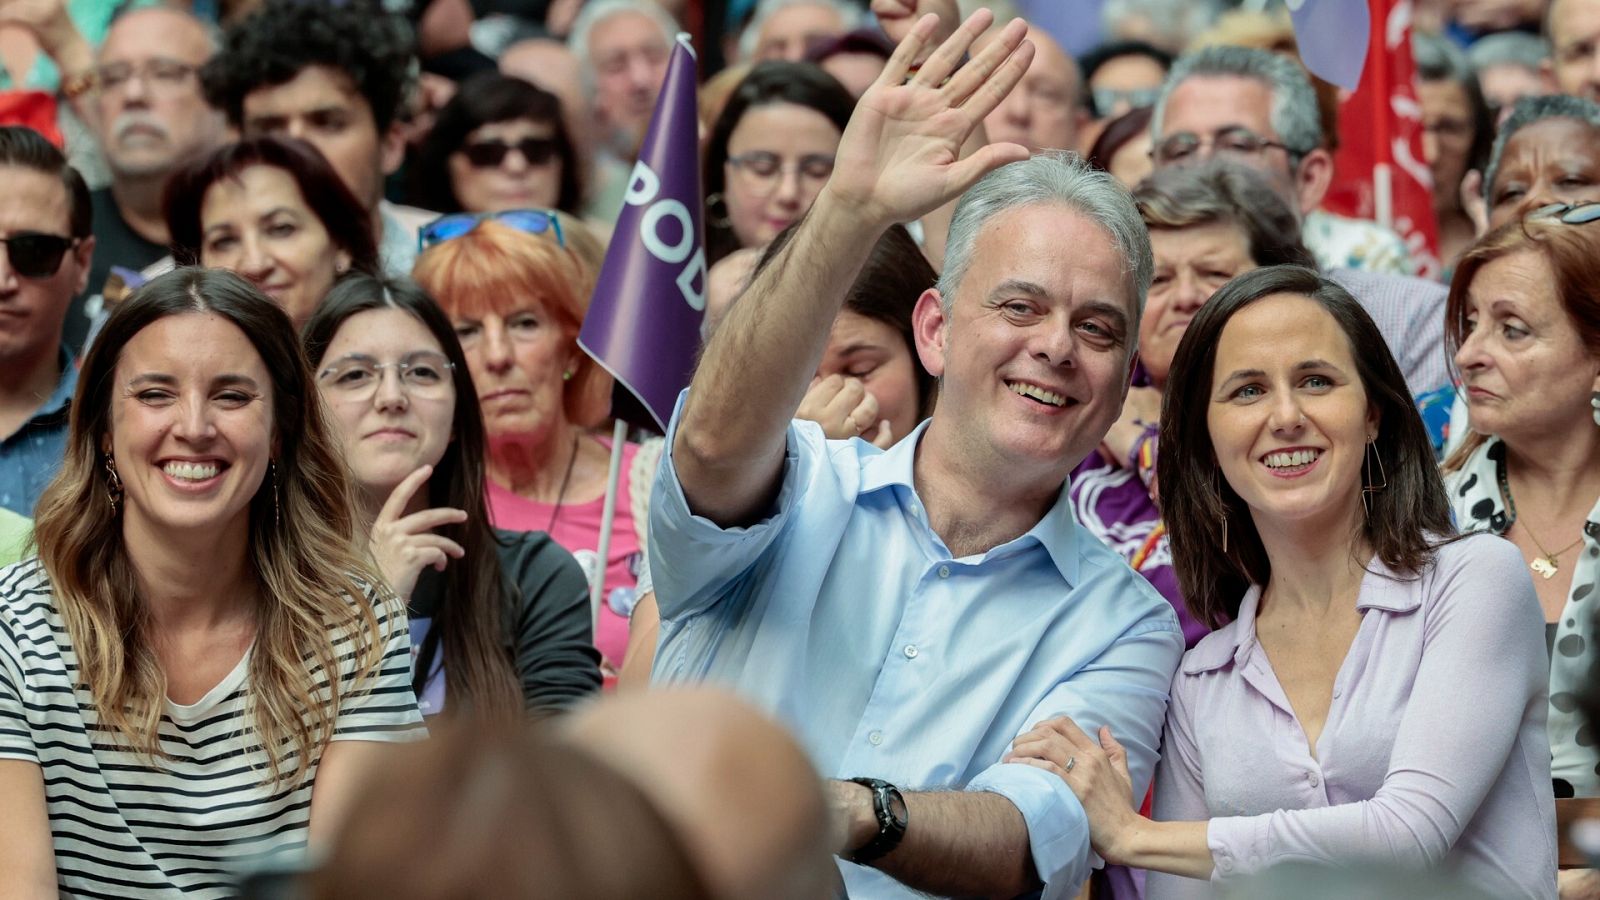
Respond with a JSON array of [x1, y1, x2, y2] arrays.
[[1007, 265, 1556, 898]]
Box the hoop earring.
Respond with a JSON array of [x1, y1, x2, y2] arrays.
[[705, 192, 732, 229], [271, 460, 281, 530], [1361, 440, 1388, 519], [104, 455, 123, 516]]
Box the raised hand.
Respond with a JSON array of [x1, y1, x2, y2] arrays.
[[796, 374, 883, 442], [821, 10, 1035, 229], [369, 465, 468, 602], [1005, 716, 1139, 860]]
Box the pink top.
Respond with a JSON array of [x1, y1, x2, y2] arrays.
[[487, 440, 644, 670], [1148, 533, 1556, 899]]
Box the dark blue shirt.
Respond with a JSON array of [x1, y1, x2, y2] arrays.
[[0, 348, 76, 516]]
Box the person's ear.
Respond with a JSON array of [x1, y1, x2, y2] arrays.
[[912, 288, 950, 378], [1294, 148, 1334, 215], [380, 120, 407, 177], [72, 235, 96, 296], [1541, 58, 1560, 93], [335, 248, 352, 275]]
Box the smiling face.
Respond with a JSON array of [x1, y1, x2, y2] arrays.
[[817, 310, 921, 441], [722, 102, 842, 250], [1206, 293, 1376, 536], [316, 308, 456, 509], [1143, 222, 1257, 387], [200, 165, 350, 327], [916, 204, 1136, 476], [448, 118, 563, 213], [1486, 118, 1600, 228], [452, 296, 576, 448], [109, 312, 274, 545], [1454, 249, 1600, 443]]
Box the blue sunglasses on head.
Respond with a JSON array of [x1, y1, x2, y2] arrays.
[[1529, 202, 1600, 225], [418, 209, 566, 252]]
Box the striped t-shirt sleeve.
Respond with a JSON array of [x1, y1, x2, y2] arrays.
[[0, 584, 36, 764], [331, 592, 425, 742]]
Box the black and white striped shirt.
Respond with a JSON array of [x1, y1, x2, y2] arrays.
[[0, 558, 425, 899]]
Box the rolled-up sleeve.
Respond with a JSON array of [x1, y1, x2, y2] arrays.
[[968, 613, 1183, 898], [648, 390, 811, 623]]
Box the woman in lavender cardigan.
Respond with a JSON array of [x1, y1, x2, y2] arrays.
[[1010, 266, 1556, 898]]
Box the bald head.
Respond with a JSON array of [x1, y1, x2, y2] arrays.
[[979, 27, 1085, 154], [567, 689, 835, 900]]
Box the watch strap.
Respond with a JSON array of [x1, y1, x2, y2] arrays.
[[846, 777, 908, 865]]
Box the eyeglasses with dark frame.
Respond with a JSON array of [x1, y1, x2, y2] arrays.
[[94, 58, 198, 94], [726, 151, 836, 195], [0, 233, 82, 279], [1151, 126, 1298, 166]]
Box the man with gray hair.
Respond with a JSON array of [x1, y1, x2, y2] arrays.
[[18, 5, 224, 352], [569, 0, 675, 219], [1467, 32, 1549, 122], [1151, 43, 1451, 398], [650, 12, 1182, 899]]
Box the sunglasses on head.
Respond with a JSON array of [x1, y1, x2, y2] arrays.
[[1530, 202, 1600, 225], [1, 232, 80, 279], [460, 137, 558, 168], [419, 209, 566, 252]]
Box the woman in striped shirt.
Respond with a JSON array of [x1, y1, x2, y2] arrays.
[[0, 267, 423, 898]]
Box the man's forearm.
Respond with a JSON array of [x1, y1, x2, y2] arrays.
[[869, 790, 1040, 897], [673, 192, 889, 524]]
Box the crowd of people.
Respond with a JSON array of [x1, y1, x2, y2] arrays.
[[0, 0, 1598, 898]]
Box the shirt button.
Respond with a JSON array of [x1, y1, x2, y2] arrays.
[[937, 565, 951, 578], [904, 644, 918, 659], [1308, 772, 1320, 787], [868, 730, 883, 746], [1332, 688, 1341, 699]]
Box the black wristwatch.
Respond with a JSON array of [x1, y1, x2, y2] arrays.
[[846, 777, 909, 865]]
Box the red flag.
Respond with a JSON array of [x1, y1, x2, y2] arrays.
[[1322, 0, 1441, 279]]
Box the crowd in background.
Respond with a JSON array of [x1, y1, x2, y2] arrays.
[[0, 0, 1598, 897]]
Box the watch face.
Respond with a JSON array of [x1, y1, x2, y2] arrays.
[[886, 789, 909, 825]]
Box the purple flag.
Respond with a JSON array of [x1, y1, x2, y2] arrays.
[[578, 34, 706, 433], [1288, 0, 1372, 91]]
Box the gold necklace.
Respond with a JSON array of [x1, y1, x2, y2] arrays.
[[1499, 457, 1586, 579]]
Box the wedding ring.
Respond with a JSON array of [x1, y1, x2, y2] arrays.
[[1065, 756, 1077, 773]]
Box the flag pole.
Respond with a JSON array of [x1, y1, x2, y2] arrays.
[[591, 419, 629, 628]]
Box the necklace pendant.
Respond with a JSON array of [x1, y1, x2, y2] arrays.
[[1531, 556, 1559, 579]]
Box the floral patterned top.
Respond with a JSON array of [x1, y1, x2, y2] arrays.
[[1444, 437, 1600, 796]]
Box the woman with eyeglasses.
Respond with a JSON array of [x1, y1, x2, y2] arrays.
[[409, 73, 583, 217], [413, 212, 651, 679], [165, 136, 380, 327], [703, 61, 854, 269], [303, 274, 602, 720], [1441, 208, 1600, 805], [0, 267, 424, 896]]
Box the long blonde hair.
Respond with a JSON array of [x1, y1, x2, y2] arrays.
[[31, 267, 396, 787]]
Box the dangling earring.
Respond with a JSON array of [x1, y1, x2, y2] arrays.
[[1591, 391, 1599, 427], [1214, 468, 1228, 555], [1361, 440, 1388, 519], [104, 455, 123, 516], [271, 460, 281, 530], [704, 192, 732, 229]]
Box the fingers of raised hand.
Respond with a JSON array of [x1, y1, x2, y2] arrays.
[[877, 12, 941, 88], [909, 7, 996, 88], [948, 30, 1034, 126], [377, 465, 434, 524]]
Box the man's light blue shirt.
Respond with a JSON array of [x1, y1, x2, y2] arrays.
[[650, 393, 1184, 899], [0, 348, 76, 517]]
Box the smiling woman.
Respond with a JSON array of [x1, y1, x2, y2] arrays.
[[1006, 265, 1557, 898], [0, 267, 423, 897]]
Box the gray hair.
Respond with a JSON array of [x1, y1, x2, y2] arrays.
[[1466, 31, 1549, 74], [1482, 94, 1600, 201], [1152, 44, 1323, 159], [568, 0, 678, 98], [737, 0, 865, 62], [1413, 30, 1474, 84], [938, 152, 1153, 346]]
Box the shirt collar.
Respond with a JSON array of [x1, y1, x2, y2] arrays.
[[858, 419, 1081, 585], [1183, 556, 1418, 675], [34, 346, 77, 422]]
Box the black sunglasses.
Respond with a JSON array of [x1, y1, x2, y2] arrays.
[[0, 233, 80, 279], [460, 137, 558, 168]]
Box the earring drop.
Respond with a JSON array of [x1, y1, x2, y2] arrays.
[[1591, 391, 1599, 427]]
